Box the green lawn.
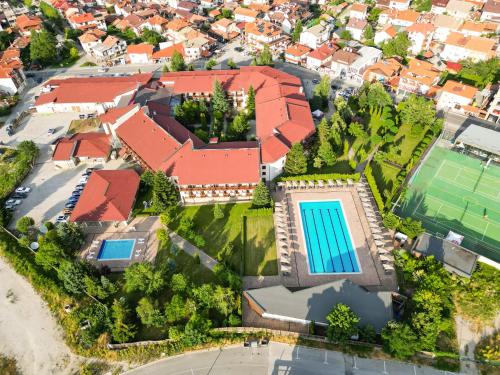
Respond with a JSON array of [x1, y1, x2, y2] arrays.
[[392, 123, 425, 165], [244, 215, 278, 276], [132, 186, 155, 216], [170, 203, 250, 272], [372, 161, 401, 197]]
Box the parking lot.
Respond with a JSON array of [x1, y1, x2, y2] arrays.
[[0, 109, 130, 226]]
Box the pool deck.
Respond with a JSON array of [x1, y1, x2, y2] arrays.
[[274, 188, 397, 292], [80, 216, 161, 271]]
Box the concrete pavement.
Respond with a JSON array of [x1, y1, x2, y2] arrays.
[[169, 231, 219, 271], [123, 341, 459, 375]]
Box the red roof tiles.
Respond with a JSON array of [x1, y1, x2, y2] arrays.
[[70, 170, 140, 223]]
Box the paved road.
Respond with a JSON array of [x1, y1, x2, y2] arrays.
[[123, 342, 459, 375]]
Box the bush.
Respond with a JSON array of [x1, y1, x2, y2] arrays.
[[475, 331, 500, 361], [383, 212, 401, 230], [277, 173, 360, 183], [364, 164, 385, 212], [399, 217, 424, 239]]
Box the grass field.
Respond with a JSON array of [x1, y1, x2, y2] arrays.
[[170, 203, 250, 272], [398, 146, 500, 262], [244, 215, 278, 276]]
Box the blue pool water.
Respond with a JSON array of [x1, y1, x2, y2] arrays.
[[299, 200, 360, 274], [97, 239, 135, 261]]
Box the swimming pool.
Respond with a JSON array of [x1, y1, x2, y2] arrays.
[[299, 200, 360, 274], [97, 239, 135, 261]]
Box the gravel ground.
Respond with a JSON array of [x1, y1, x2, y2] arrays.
[[0, 256, 79, 375]]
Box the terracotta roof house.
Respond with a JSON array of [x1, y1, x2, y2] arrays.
[[127, 43, 154, 64], [436, 80, 478, 111], [35, 73, 153, 114], [70, 169, 140, 224], [15, 14, 42, 36], [363, 58, 403, 84], [441, 32, 497, 62], [397, 59, 440, 96], [285, 44, 312, 65], [210, 18, 241, 41], [306, 42, 338, 70], [431, 0, 450, 14], [152, 43, 186, 62], [481, 0, 500, 22], [52, 133, 112, 168], [234, 7, 260, 22]]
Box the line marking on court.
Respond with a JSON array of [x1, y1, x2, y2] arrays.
[[482, 223, 489, 241], [433, 203, 443, 219], [412, 193, 427, 216], [435, 173, 498, 201]]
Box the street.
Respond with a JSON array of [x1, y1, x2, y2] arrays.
[[123, 342, 458, 375]]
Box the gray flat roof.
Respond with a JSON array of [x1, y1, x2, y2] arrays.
[[414, 233, 478, 277], [456, 125, 500, 156], [245, 279, 393, 331]]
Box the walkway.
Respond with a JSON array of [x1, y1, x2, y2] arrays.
[[169, 232, 219, 271]]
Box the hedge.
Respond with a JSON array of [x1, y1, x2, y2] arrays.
[[364, 164, 385, 213], [277, 173, 360, 183]]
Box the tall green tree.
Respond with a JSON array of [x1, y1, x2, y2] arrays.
[[111, 298, 136, 343], [381, 321, 420, 359], [136, 297, 165, 328], [56, 222, 85, 253], [254, 45, 274, 66], [363, 24, 374, 40], [211, 80, 229, 115], [170, 50, 186, 72], [252, 181, 271, 208], [151, 171, 179, 213], [246, 85, 255, 118], [291, 20, 303, 43], [381, 32, 410, 59], [284, 143, 308, 175], [30, 29, 57, 66], [16, 216, 34, 234], [229, 113, 249, 138], [124, 263, 165, 295], [57, 260, 87, 295], [358, 82, 392, 109], [141, 29, 164, 45], [326, 303, 360, 342], [397, 94, 436, 135], [412, 0, 432, 11]]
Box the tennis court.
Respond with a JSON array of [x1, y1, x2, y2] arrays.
[[397, 146, 500, 262]]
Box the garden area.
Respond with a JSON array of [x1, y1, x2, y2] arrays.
[[243, 211, 278, 276]]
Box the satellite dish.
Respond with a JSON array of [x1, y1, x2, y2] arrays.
[[30, 242, 39, 251], [39, 225, 48, 234]]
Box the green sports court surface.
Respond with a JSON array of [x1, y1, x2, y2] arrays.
[[397, 146, 500, 262]]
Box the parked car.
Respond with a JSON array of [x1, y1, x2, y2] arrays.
[[86, 113, 96, 119], [75, 184, 85, 191], [47, 128, 55, 135], [79, 114, 86, 119], [71, 190, 81, 197], [65, 202, 76, 209], [6, 199, 21, 206], [97, 67, 108, 73], [68, 196, 79, 202], [312, 79, 319, 84], [78, 177, 89, 184], [6, 126, 13, 136], [15, 187, 31, 194], [11, 193, 26, 199], [63, 208, 73, 215], [56, 215, 68, 223]]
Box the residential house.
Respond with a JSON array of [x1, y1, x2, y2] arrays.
[[285, 44, 312, 65], [299, 22, 332, 50], [112, 14, 144, 36], [431, 0, 449, 14], [346, 18, 368, 41], [183, 35, 215, 61], [0, 66, 26, 95], [68, 13, 106, 31], [127, 43, 154, 64], [407, 23, 435, 55], [481, 0, 500, 22], [90, 36, 128, 65], [306, 42, 338, 70], [378, 9, 419, 27], [245, 21, 287, 53], [441, 32, 497, 62], [52, 133, 112, 168], [363, 58, 403, 84], [459, 21, 497, 37], [177, 1, 198, 12], [70, 169, 140, 225], [152, 43, 186, 63], [78, 29, 107, 55], [243, 0, 270, 5], [330, 48, 360, 78], [210, 18, 241, 41], [347, 46, 383, 83], [485, 86, 500, 123], [234, 7, 260, 22], [446, 0, 475, 20], [374, 24, 397, 45], [165, 18, 191, 43], [349, 3, 368, 20], [140, 15, 169, 34], [389, 0, 411, 10], [397, 59, 440, 96], [432, 15, 463, 43], [436, 80, 478, 111], [15, 14, 42, 36]]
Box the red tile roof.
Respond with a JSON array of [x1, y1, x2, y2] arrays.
[[70, 170, 140, 223], [127, 43, 154, 56], [52, 133, 111, 161], [35, 74, 152, 106]]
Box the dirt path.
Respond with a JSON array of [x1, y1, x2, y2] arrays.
[[0, 256, 79, 375]]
